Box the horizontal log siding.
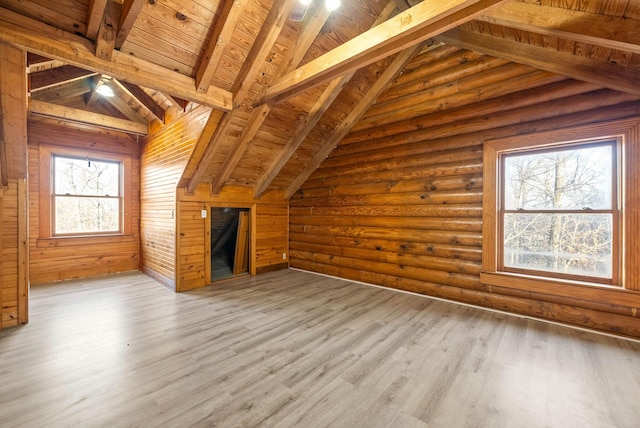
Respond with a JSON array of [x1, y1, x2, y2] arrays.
[[140, 106, 211, 288], [27, 119, 140, 284], [177, 185, 289, 291], [290, 46, 640, 338]]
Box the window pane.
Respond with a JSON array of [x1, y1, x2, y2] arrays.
[[55, 197, 120, 234], [54, 157, 120, 196], [504, 144, 612, 210], [503, 213, 613, 278]]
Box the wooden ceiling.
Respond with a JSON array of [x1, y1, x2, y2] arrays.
[[1, 0, 639, 197]]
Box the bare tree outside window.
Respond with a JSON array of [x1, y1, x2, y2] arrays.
[[501, 141, 617, 281], [53, 156, 122, 235]]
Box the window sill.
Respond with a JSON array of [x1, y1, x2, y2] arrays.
[[37, 234, 135, 248], [480, 271, 640, 308]]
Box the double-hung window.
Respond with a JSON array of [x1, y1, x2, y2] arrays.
[[53, 155, 123, 235], [500, 140, 618, 285], [482, 119, 640, 294], [39, 145, 132, 241]]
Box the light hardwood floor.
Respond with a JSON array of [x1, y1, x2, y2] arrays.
[[1, 269, 640, 427]]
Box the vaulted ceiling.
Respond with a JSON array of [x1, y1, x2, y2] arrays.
[[1, 0, 639, 197]]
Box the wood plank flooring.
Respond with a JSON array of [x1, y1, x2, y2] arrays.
[[1, 269, 640, 427]]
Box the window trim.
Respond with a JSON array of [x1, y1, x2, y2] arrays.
[[482, 118, 640, 299], [497, 139, 620, 285], [39, 145, 133, 240]]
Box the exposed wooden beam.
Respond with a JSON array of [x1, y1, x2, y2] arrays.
[[180, 0, 331, 194], [167, 95, 190, 111], [27, 53, 66, 74], [478, 1, 640, 56], [85, 74, 104, 107], [95, 0, 121, 60], [285, 44, 423, 199], [195, 0, 246, 93], [29, 99, 148, 135], [254, 2, 398, 198], [230, 0, 300, 104], [435, 28, 640, 96], [0, 7, 233, 111], [30, 65, 97, 91], [115, 80, 165, 123], [187, 0, 299, 194], [277, 0, 333, 78], [392, 0, 411, 12], [209, 103, 272, 193], [31, 78, 93, 103], [0, 44, 28, 183], [102, 81, 148, 123], [86, 0, 109, 40], [260, 0, 504, 104], [115, 0, 144, 49]]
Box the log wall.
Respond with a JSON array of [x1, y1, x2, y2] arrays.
[[290, 45, 640, 338], [27, 118, 140, 284], [141, 106, 289, 291]]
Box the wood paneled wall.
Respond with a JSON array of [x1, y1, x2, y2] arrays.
[[1, 179, 28, 328], [27, 117, 140, 284], [141, 106, 289, 291], [140, 106, 211, 288], [178, 185, 289, 291], [1, 43, 28, 330], [290, 45, 640, 338]]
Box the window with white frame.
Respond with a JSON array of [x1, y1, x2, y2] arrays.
[[52, 155, 123, 235]]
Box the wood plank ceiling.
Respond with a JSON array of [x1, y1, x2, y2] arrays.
[[0, 0, 639, 195]]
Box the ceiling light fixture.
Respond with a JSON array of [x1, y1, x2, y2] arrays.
[[95, 83, 115, 97], [324, 0, 341, 12]]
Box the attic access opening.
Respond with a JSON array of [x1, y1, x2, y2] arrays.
[[210, 207, 251, 282]]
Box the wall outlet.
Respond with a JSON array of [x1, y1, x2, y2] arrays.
[[201, 209, 207, 218], [282, 252, 287, 260]]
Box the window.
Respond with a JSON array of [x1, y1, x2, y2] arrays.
[[500, 140, 618, 284], [53, 155, 122, 235], [482, 118, 640, 296], [39, 145, 133, 240]]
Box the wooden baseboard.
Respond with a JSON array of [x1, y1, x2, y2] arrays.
[[256, 262, 289, 275]]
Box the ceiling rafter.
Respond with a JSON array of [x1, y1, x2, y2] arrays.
[[477, 1, 640, 55], [30, 65, 97, 92], [186, 0, 299, 195], [209, 0, 337, 196], [106, 80, 154, 123], [285, 43, 423, 199], [31, 78, 94, 103], [29, 99, 148, 135], [86, 0, 109, 40], [259, 0, 505, 105], [435, 28, 640, 96], [85, 74, 104, 107], [195, 0, 246, 93], [115, 0, 145, 49], [0, 6, 233, 111], [115, 80, 165, 123], [254, 1, 398, 198], [178, 0, 331, 191]]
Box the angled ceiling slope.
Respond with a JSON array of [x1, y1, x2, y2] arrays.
[[0, 0, 639, 197]]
